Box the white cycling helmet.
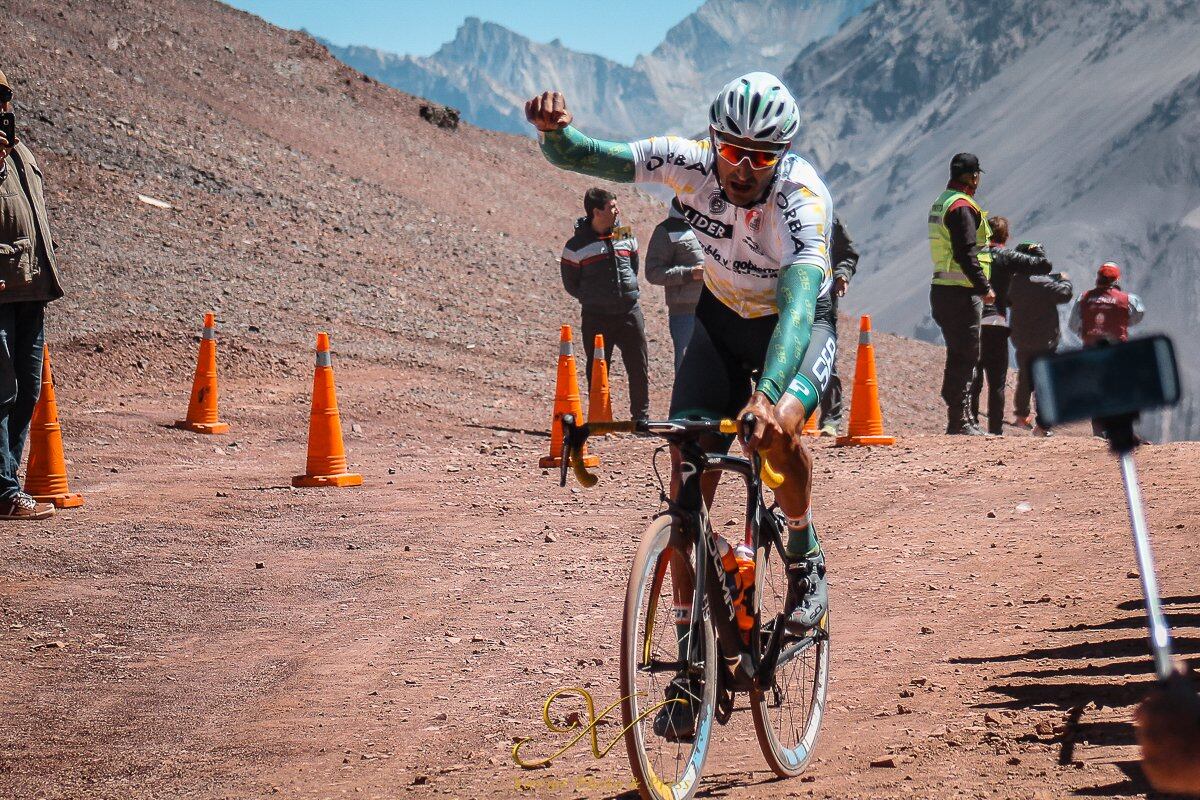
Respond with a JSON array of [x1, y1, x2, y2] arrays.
[[708, 72, 799, 147]]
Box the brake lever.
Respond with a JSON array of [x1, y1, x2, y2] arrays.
[[739, 411, 784, 488]]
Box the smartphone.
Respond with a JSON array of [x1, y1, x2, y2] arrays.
[[1032, 335, 1180, 427], [0, 112, 14, 144]]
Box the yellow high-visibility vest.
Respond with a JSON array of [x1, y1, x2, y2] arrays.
[[929, 189, 992, 287]]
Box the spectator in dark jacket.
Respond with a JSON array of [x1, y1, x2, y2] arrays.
[[560, 187, 650, 422], [1007, 241, 1072, 435], [0, 67, 64, 520], [644, 206, 704, 372], [816, 217, 859, 436], [969, 216, 1052, 434]]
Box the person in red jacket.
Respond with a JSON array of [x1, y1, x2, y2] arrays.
[[1069, 261, 1145, 436], [1069, 261, 1144, 346]]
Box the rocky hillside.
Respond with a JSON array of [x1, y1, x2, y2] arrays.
[[322, 0, 872, 139], [4, 0, 668, 397], [779, 0, 1200, 438]]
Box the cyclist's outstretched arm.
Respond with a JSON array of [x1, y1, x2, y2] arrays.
[[525, 90, 636, 182], [540, 126, 637, 183]]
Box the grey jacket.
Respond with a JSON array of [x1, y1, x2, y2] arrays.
[[1008, 271, 1074, 351], [0, 141, 64, 303], [560, 217, 640, 314], [644, 210, 704, 315]]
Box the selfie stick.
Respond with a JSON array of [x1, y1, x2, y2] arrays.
[[1104, 414, 1174, 680]]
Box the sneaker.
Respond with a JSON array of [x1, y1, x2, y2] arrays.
[[1010, 415, 1034, 430], [1031, 425, 1054, 437], [947, 422, 987, 436], [785, 550, 828, 634], [0, 492, 55, 520], [819, 423, 838, 437], [653, 675, 699, 741]]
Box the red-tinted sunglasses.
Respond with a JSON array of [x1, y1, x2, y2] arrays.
[[713, 137, 786, 170]]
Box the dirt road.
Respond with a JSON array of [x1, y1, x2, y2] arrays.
[[1, 366, 1196, 800]]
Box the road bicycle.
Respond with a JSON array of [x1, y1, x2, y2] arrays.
[[559, 413, 830, 800]]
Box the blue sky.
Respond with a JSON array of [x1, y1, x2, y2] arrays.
[[223, 1, 704, 65]]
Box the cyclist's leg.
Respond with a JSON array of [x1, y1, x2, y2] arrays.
[[665, 306, 732, 667], [773, 322, 837, 628], [668, 290, 747, 506]]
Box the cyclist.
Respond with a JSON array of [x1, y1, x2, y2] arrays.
[[526, 73, 835, 738]]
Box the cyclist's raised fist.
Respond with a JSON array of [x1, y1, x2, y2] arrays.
[[525, 91, 573, 132]]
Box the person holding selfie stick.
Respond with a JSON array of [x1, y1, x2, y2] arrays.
[[0, 67, 66, 520], [1034, 336, 1198, 795]]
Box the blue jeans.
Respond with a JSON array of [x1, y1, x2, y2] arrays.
[[0, 302, 45, 500], [667, 313, 696, 374]]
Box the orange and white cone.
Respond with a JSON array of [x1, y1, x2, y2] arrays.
[[586, 334, 613, 424], [802, 409, 819, 436], [175, 312, 230, 434], [539, 325, 599, 469], [24, 345, 84, 508], [292, 333, 362, 488], [836, 315, 896, 447]]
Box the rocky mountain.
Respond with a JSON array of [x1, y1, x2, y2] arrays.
[[322, 18, 662, 139], [636, 0, 874, 134], [322, 0, 873, 139], [779, 0, 1200, 439]]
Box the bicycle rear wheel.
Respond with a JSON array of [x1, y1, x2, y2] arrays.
[[620, 514, 716, 800], [749, 513, 830, 777]]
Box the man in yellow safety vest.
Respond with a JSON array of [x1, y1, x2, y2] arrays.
[[928, 152, 994, 435]]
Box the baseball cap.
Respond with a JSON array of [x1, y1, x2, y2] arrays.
[[0, 69, 10, 103], [950, 152, 983, 177], [1098, 262, 1121, 281], [0, 69, 9, 90]]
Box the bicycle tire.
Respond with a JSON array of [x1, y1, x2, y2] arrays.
[[749, 516, 830, 778], [620, 514, 717, 800]]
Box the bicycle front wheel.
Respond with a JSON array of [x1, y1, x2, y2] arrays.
[[749, 516, 830, 778], [620, 514, 716, 800]]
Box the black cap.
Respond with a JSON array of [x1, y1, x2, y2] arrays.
[[950, 152, 983, 177]]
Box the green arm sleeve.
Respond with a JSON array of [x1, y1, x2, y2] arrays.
[[756, 263, 824, 404], [539, 126, 636, 183]]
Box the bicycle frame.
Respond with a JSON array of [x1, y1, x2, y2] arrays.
[[673, 435, 789, 694], [560, 414, 817, 697]]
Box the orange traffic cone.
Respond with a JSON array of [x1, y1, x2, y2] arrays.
[[837, 315, 896, 447], [291, 333, 363, 488], [802, 409, 819, 436], [587, 334, 613, 424], [24, 345, 84, 508], [175, 312, 230, 434], [539, 325, 599, 469]]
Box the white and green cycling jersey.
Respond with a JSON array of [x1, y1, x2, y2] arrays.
[[629, 135, 834, 319]]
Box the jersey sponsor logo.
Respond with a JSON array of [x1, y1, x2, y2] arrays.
[[743, 235, 765, 256], [730, 258, 778, 279], [707, 189, 727, 215], [745, 208, 762, 232], [810, 335, 837, 391], [679, 204, 732, 239], [699, 240, 730, 267], [776, 192, 808, 255], [646, 150, 710, 176]]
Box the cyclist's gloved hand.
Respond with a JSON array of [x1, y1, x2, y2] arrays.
[[525, 91, 574, 132]]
